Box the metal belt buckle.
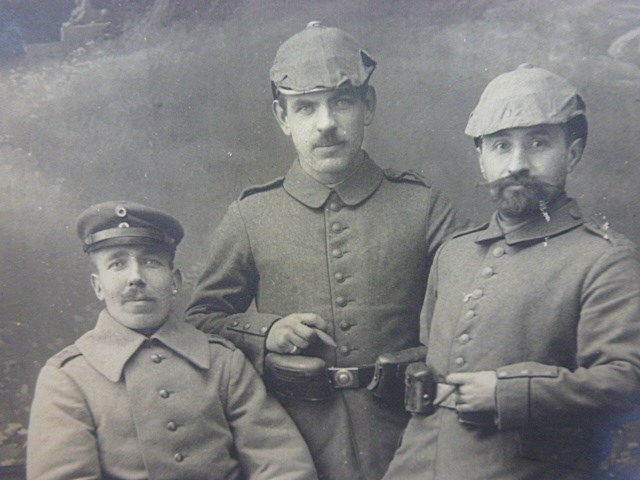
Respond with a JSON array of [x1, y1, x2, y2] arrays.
[[329, 367, 359, 388]]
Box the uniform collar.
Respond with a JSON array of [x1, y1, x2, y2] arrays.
[[283, 151, 383, 208], [475, 195, 584, 246], [76, 309, 210, 382]]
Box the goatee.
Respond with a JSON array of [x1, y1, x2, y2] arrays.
[[482, 172, 563, 219]]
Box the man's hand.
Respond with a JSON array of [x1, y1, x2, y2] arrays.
[[266, 313, 337, 354], [446, 371, 498, 413]]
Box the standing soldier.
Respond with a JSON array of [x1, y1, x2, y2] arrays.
[[383, 64, 640, 480], [186, 22, 465, 480]]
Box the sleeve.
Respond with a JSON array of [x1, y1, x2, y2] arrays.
[[495, 245, 640, 430], [225, 349, 318, 480], [185, 202, 280, 372], [424, 188, 469, 273], [27, 365, 101, 480]]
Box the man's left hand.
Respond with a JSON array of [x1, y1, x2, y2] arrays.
[[446, 371, 498, 413]]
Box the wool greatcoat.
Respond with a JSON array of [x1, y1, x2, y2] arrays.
[[27, 310, 317, 480], [383, 197, 640, 480], [185, 152, 465, 480]]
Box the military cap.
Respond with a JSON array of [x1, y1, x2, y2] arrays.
[[270, 21, 376, 96], [465, 63, 585, 137], [76, 201, 184, 253]]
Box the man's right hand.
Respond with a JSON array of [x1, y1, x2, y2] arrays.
[[266, 313, 336, 354]]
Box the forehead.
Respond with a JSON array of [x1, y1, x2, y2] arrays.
[[484, 124, 564, 140], [89, 245, 170, 263], [285, 87, 359, 105]]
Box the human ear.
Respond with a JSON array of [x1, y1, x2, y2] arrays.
[[566, 137, 585, 173], [477, 149, 488, 181], [363, 86, 377, 126], [272, 99, 291, 136], [90, 273, 105, 301], [171, 269, 183, 295]]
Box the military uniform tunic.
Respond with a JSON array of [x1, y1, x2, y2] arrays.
[[186, 153, 464, 480], [383, 198, 640, 480], [27, 310, 317, 480]]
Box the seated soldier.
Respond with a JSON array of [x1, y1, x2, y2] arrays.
[[26, 201, 317, 480]]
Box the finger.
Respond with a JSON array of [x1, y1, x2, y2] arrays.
[[314, 329, 337, 348], [446, 373, 471, 385], [298, 313, 327, 330], [287, 334, 310, 350], [291, 323, 319, 342], [456, 403, 474, 413]]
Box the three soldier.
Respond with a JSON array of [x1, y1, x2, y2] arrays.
[[25, 22, 640, 480]]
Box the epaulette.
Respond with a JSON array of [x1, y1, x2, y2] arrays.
[[584, 222, 635, 248], [46, 344, 82, 368], [451, 222, 489, 239], [383, 168, 431, 187], [208, 334, 236, 351], [239, 177, 285, 201]]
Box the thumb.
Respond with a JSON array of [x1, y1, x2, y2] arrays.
[[446, 373, 470, 385]]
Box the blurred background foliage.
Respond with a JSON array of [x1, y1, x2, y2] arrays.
[[1, 0, 639, 475]]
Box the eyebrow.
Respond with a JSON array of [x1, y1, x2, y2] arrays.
[[526, 127, 553, 137], [289, 97, 316, 108]]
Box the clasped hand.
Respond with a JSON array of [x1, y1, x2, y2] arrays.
[[266, 313, 337, 353], [446, 370, 498, 413]]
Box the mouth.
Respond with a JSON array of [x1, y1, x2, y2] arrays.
[[314, 140, 344, 150], [124, 297, 155, 304]]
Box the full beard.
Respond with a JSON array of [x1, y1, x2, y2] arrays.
[[484, 173, 563, 219]]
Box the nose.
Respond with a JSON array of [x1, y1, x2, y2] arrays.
[[507, 145, 531, 176], [316, 104, 337, 131], [127, 260, 145, 287]]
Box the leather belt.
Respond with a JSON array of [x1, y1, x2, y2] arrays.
[[328, 366, 375, 389], [434, 383, 458, 409]]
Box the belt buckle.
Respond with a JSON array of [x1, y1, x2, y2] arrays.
[[329, 367, 359, 388]]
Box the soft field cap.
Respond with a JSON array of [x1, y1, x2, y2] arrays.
[[270, 21, 376, 96], [77, 201, 184, 253], [465, 63, 585, 137]]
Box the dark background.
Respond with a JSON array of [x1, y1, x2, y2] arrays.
[[1, 0, 639, 468]]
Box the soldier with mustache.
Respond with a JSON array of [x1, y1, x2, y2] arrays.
[[382, 64, 640, 480], [26, 201, 317, 480], [186, 22, 465, 480]]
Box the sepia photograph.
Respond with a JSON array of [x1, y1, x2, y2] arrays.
[[2, 0, 640, 479]]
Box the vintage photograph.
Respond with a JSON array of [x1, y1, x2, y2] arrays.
[[2, 0, 640, 479]]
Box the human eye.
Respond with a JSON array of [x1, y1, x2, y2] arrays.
[[107, 259, 125, 270], [530, 137, 549, 149], [144, 257, 164, 268], [334, 96, 355, 109], [295, 103, 314, 114], [490, 140, 510, 152]]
